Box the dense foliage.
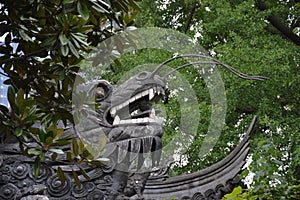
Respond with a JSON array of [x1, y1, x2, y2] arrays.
[[132, 0, 300, 199], [0, 0, 140, 181]]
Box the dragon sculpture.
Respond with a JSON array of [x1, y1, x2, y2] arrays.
[[0, 54, 266, 200]]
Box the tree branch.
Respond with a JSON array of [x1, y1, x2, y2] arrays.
[[0, 70, 9, 77], [0, 47, 48, 65], [184, 4, 199, 34], [256, 0, 300, 46]]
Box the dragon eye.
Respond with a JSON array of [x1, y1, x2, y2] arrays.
[[136, 71, 149, 80], [95, 86, 106, 99], [95, 81, 112, 101]]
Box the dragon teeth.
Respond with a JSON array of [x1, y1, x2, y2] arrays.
[[142, 90, 148, 97], [113, 115, 120, 125], [112, 117, 162, 125], [149, 88, 154, 100], [110, 86, 164, 119], [111, 108, 117, 117], [150, 109, 155, 119]]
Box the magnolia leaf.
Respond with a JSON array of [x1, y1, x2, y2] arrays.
[[53, 128, 65, 140], [19, 30, 32, 42], [15, 127, 23, 137], [51, 152, 58, 161], [49, 148, 64, 154], [7, 86, 16, 109], [67, 152, 72, 161], [45, 137, 54, 145], [77, 1, 89, 20], [34, 156, 41, 178], [41, 36, 56, 47], [61, 44, 69, 56], [79, 138, 85, 155], [98, 134, 107, 152], [16, 89, 25, 109], [57, 167, 66, 185], [79, 167, 90, 180], [96, 157, 110, 163], [28, 148, 42, 156], [28, 105, 37, 117], [59, 32, 69, 45], [68, 41, 80, 58], [72, 137, 79, 156], [52, 140, 70, 146], [72, 170, 81, 187]]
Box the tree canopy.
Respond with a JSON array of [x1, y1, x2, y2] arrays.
[[133, 0, 300, 199]]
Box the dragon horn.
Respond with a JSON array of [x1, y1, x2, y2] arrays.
[[152, 54, 268, 81]]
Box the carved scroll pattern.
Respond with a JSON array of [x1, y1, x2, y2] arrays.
[[0, 155, 114, 200]]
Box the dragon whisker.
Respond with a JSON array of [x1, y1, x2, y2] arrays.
[[153, 54, 269, 81]]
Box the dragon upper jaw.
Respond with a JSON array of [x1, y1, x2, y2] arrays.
[[108, 86, 166, 126], [112, 109, 163, 126]]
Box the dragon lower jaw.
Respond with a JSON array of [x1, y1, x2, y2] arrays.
[[105, 136, 163, 172]]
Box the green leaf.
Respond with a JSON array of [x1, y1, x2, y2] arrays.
[[63, 0, 73, 4], [72, 170, 81, 187], [49, 148, 65, 154], [28, 148, 42, 156], [51, 152, 58, 161], [128, 0, 141, 11], [41, 36, 56, 47], [57, 167, 66, 185], [52, 140, 70, 146], [7, 86, 16, 109], [91, 2, 109, 13], [19, 30, 32, 42], [15, 127, 23, 137], [96, 157, 110, 163], [16, 89, 25, 109], [70, 32, 88, 47], [28, 105, 37, 117], [61, 44, 69, 56], [38, 129, 46, 143], [79, 167, 90, 180], [77, 1, 89, 20], [72, 137, 79, 156], [68, 41, 80, 58], [34, 156, 41, 178], [89, 157, 109, 165], [59, 32, 69, 45], [82, 149, 93, 159], [66, 152, 72, 161], [39, 152, 46, 163], [53, 128, 64, 140], [224, 186, 243, 199], [98, 134, 107, 152], [79, 138, 85, 155]]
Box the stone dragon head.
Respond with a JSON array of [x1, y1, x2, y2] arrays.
[[74, 54, 267, 173]]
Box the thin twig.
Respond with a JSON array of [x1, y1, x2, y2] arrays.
[[184, 4, 199, 34], [0, 47, 48, 65], [0, 70, 9, 77]]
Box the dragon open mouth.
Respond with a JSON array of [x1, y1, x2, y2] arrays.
[[108, 86, 166, 126], [103, 86, 166, 170]]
